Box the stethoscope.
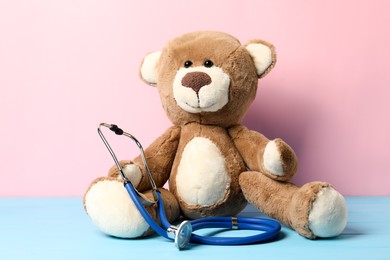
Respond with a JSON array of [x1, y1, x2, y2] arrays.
[[97, 123, 281, 250]]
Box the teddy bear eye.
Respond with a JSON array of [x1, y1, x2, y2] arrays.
[[204, 60, 213, 68], [184, 60, 193, 68]]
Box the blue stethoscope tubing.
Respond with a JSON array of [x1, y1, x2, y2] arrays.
[[189, 216, 281, 245], [99, 123, 281, 249], [125, 182, 281, 246]]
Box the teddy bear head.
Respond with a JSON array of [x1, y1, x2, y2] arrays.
[[140, 31, 276, 127]]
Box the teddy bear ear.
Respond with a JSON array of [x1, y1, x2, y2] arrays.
[[245, 40, 276, 78], [139, 51, 162, 86]]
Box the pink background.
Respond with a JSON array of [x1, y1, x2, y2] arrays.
[[1, 0, 389, 197]]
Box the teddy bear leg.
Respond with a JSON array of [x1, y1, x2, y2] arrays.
[[291, 182, 348, 238], [239, 171, 347, 239], [83, 177, 180, 238]]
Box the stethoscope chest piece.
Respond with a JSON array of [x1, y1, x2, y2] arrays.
[[167, 221, 192, 250]]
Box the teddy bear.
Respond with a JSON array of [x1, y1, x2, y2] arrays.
[[83, 31, 348, 239]]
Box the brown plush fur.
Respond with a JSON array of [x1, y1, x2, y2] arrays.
[[229, 125, 298, 181], [107, 126, 181, 191], [84, 31, 345, 239], [155, 31, 259, 128], [169, 123, 248, 218], [138, 31, 313, 235]]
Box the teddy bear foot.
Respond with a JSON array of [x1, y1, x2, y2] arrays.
[[290, 182, 348, 239], [308, 186, 348, 238], [83, 177, 152, 238]]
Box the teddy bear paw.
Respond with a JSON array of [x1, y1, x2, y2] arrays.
[[263, 140, 284, 175], [84, 178, 149, 238], [121, 164, 142, 187], [263, 139, 297, 180], [308, 187, 348, 238], [109, 161, 142, 188]]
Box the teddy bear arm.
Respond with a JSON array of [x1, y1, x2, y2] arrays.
[[131, 126, 181, 192], [229, 125, 298, 181], [229, 125, 268, 169]]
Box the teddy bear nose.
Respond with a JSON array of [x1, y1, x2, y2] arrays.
[[181, 72, 212, 93]]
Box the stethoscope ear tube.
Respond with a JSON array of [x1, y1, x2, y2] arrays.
[[124, 182, 171, 240]]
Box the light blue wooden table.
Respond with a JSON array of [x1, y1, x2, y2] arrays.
[[0, 197, 389, 259]]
